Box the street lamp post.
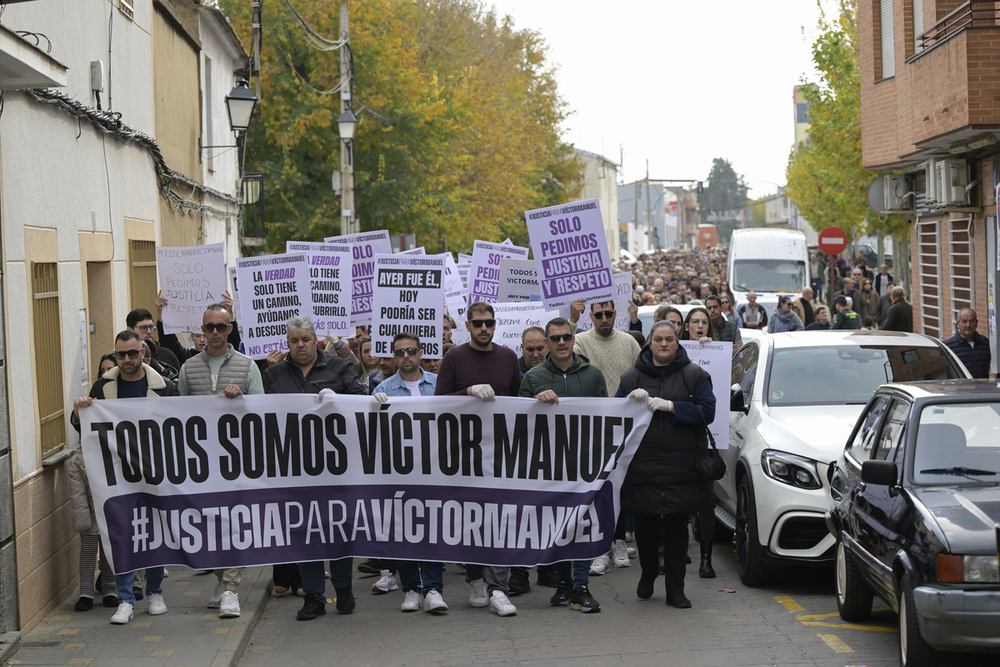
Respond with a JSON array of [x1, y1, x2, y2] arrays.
[[200, 78, 258, 170], [338, 108, 356, 236]]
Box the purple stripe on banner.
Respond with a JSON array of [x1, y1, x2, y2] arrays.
[[104, 483, 616, 572]]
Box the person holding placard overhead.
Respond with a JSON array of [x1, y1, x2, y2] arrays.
[[435, 301, 521, 617]]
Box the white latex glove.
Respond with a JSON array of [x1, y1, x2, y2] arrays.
[[316, 388, 335, 401], [469, 384, 496, 402], [647, 397, 674, 413], [374, 392, 389, 403], [627, 388, 649, 403]]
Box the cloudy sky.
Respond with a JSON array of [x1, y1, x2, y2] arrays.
[[490, 0, 830, 199]]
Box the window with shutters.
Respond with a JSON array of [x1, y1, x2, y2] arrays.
[[880, 0, 895, 78], [917, 220, 941, 337], [948, 218, 974, 323], [129, 240, 157, 315], [912, 0, 924, 53], [32, 263, 66, 457]]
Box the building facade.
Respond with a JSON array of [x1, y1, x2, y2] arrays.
[[575, 149, 621, 262]]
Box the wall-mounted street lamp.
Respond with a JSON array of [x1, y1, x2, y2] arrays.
[[200, 79, 259, 165]]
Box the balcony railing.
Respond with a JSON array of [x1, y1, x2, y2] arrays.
[[919, 0, 1000, 50], [241, 172, 266, 239]]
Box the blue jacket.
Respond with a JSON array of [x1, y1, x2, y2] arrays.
[[943, 332, 991, 379], [374, 370, 438, 396]]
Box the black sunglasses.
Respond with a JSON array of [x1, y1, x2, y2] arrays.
[[393, 347, 420, 358], [591, 310, 615, 320], [470, 319, 496, 329], [202, 322, 230, 333], [548, 333, 573, 343], [114, 349, 141, 360]]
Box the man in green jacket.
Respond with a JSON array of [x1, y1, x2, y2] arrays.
[[518, 317, 606, 613]]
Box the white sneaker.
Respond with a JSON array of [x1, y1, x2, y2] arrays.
[[589, 554, 610, 575], [219, 591, 241, 618], [611, 539, 631, 568], [627, 545, 636, 558], [489, 590, 516, 616], [424, 589, 448, 614], [208, 582, 224, 608], [110, 602, 134, 624], [625, 531, 634, 543], [400, 590, 421, 612], [372, 570, 398, 594], [468, 578, 488, 608], [147, 594, 167, 616]]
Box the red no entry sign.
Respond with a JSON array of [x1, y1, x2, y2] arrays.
[[818, 227, 848, 256]]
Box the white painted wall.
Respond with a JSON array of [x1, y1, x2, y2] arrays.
[[576, 150, 621, 261]]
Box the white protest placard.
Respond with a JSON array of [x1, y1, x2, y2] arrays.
[[236, 253, 310, 360], [371, 254, 445, 358], [398, 247, 426, 255], [432, 252, 464, 294], [286, 241, 354, 339], [576, 271, 634, 333], [228, 266, 242, 323], [458, 253, 473, 264], [498, 258, 542, 302], [156, 243, 226, 334], [525, 198, 615, 311], [680, 340, 731, 450], [324, 230, 393, 327], [492, 301, 560, 356], [446, 289, 471, 346], [467, 240, 529, 305]]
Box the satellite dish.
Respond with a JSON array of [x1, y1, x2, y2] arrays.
[[866, 177, 884, 216]]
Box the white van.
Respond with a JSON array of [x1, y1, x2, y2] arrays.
[[728, 228, 809, 318]]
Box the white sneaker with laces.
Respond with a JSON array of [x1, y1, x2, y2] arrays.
[[400, 590, 421, 612], [489, 590, 516, 616], [589, 554, 610, 575], [208, 582, 224, 608], [219, 591, 241, 618], [627, 545, 636, 558], [372, 570, 399, 594], [147, 594, 168, 616], [110, 602, 134, 624], [611, 539, 631, 568], [424, 589, 448, 613], [468, 578, 488, 608]]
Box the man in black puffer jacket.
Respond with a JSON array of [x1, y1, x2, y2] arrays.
[[943, 308, 991, 378], [615, 320, 715, 609]]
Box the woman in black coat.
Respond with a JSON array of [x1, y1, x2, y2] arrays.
[[616, 320, 716, 608]]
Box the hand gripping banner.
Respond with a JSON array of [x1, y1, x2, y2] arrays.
[[80, 395, 652, 573]]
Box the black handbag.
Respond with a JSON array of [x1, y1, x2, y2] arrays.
[[694, 428, 726, 482]]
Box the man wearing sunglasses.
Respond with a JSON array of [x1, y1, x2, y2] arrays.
[[435, 301, 521, 617], [70, 329, 178, 625], [518, 317, 608, 613]]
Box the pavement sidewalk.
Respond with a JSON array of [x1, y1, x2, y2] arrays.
[[5, 566, 272, 667]]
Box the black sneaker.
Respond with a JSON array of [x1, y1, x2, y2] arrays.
[[335, 585, 356, 613], [508, 569, 531, 596], [570, 586, 601, 613], [666, 590, 692, 609], [549, 582, 572, 607], [357, 559, 382, 575], [296, 598, 327, 620], [74, 597, 94, 611], [536, 566, 561, 588], [103, 595, 119, 608]]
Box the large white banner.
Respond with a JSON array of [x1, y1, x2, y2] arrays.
[[236, 254, 309, 360], [371, 254, 445, 358], [80, 395, 652, 573], [157, 244, 226, 334], [324, 230, 393, 327], [286, 242, 354, 339], [493, 301, 560, 356], [525, 199, 615, 311], [467, 240, 529, 305], [576, 271, 633, 333], [680, 340, 730, 450]]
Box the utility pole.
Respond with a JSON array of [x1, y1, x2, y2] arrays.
[[633, 181, 639, 254], [339, 1, 355, 236], [645, 160, 652, 251]]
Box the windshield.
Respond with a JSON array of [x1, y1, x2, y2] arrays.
[[766, 345, 963, 407], [732, 259, 806, 293], [912, 403, 1000, 484]]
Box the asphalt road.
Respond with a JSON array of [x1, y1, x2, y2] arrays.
[[237, 538, 995, 667]]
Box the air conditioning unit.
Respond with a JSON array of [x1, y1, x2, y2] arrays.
[[935, 159, 967, 206], [924, 159, 938, 205], [883, 174, 907, 210]]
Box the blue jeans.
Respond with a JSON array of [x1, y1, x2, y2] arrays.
[[555, 560, 590, 589], [298, 558, 353, 604], [464, 565, 509, 594], [397, 561, 444, 594], [811, 278, 823, 303], [115, 567, 164, 605]]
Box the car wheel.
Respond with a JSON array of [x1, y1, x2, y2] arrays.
[[835, 538, 873, 622], [735, 474, 772, 586], [899, 572, 938, 667]]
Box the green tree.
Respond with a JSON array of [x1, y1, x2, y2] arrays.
[[698, 157, 749, 244], [218, 0, 583, 254], [785, 1, 907, 244]]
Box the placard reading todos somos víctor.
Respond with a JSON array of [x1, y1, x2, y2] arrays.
[[498, 258, 542, 302], [157, 243, 226, 334], [286, 242, 354, 338], [324, 230, 392, 328], [525, 199, 614, 311], [236, 254, 310, 360], [371, 254, 445, 359], [467, 240, 529, 305]]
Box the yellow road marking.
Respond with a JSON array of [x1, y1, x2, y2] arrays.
[[802, 620, 898, 633], [775, 595, 805, 612], [817, 634, 854, 653], [798, 612, 842, 620]]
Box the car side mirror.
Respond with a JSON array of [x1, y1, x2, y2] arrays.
[[861, 460, 898, 487], [730, 383, 749, 415]]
